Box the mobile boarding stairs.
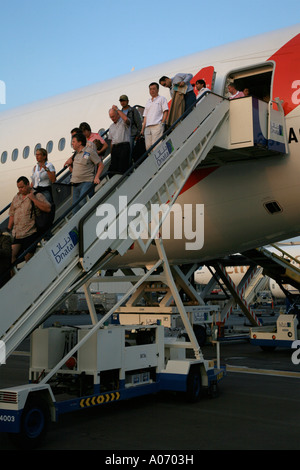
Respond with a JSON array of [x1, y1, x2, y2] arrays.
[[196, 241, 300, 336], [0, 92, 288, 371]]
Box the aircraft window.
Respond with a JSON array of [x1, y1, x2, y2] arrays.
[[34, 143, 41, 154], [225, 64, 273, 102], [58, 138, 66, 151], [12, 149, 18, 162], [46, 140, 53, 154], [1, 151, 7, 164], [23, 146, 30, 159]]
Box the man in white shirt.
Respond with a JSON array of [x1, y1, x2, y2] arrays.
[[108, 105, 132, 174], [141, 82, 169, 150], [195, 79, 211, 104]]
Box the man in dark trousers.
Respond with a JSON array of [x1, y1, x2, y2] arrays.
[[108, 105, 132, 175]]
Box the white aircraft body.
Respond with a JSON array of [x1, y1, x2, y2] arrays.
[[194, 243, 300, 299], [1, 24, 300, 269]]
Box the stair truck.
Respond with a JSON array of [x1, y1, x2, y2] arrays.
[[0, 322, 225, 448]]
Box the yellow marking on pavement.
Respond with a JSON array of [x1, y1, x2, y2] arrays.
[[226, 365, 300, 378]]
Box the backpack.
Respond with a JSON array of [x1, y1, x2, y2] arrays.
[[132, 136, 146, 163], [127, 107, 142, 136], [30, 200, 55, 236]]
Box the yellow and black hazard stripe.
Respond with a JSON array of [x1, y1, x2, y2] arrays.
[[80, 392, 120, 408]]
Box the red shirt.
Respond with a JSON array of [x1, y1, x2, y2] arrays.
[[88, 132, 105, 144]]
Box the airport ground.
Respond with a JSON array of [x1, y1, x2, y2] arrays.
[[0, 311, 299, 451]]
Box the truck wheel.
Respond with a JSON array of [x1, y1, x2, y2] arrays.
[[208, 381, 219, 399], [186, 366, 202, 403], [11, 396, 50, 449]]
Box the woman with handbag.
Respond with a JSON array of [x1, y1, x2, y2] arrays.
[[31, 148, 56, 203]]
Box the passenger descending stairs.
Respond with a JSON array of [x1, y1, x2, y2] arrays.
[[0, 93, 229, 359], [242, 245, 300, 295]]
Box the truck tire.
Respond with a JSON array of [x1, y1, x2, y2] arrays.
[[186, 365, 202, 403], [11, 396, 50, 449]]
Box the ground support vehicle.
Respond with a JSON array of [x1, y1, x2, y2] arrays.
[[0, 323, 225, 448], [250, 313, 299, 350]]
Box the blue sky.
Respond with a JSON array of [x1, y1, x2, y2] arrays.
[[0, 0, 299, 111]]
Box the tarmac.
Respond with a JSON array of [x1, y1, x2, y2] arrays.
[[0, 311, 299, 451]]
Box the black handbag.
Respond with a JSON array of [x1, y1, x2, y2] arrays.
[[30, 200, 55, 235], [132, 136, 146, 163]]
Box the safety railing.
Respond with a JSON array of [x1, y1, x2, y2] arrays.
[[0, 94, 213, 287]]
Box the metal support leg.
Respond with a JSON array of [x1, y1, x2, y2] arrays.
[[82, 283, 98, 325], [155, 238, 203, 360], [213, 263, 262, 327]]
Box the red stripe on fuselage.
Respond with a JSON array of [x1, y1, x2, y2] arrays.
[[268, 33, 300, 116], [180, 167, 218, 195]]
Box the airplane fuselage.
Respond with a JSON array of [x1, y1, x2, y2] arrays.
[[1, 25, 300, 267]]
